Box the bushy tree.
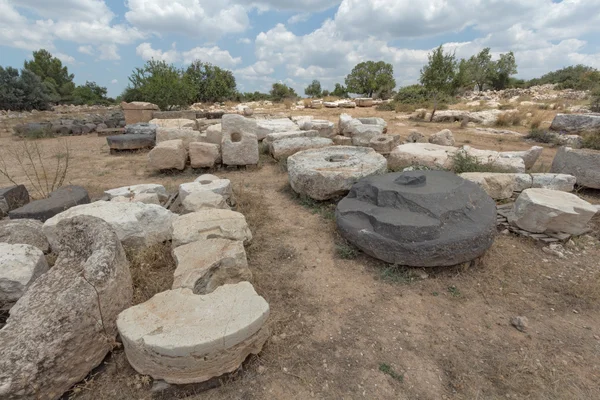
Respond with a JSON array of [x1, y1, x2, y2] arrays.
[[331, 83, 349, 98], [122, 60, 193, 110], [0, 66, 52, 111], [465, 48, 494, 91], [345, 61, 396, 98], [394, 84, 429, 104], [527, 65, 600, 90], [270, 83, 297, 102], [420, 45, 457, 121], [185, 61, 237, 103], [490, 52, 517, 90], [304, 80, 322, 98], [322, 89, 330, 97], [235, 91, 271, 102], [24, 49, 75, 102], [72, 81, 108, 105]]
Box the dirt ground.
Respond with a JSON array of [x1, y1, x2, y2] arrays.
[[1, 105, 599, 400]]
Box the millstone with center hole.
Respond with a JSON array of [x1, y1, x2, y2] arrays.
[[335, 170, 496, 267]]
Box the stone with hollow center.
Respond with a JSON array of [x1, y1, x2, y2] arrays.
[[178, 176, 232, 203], [116, 282, 269, 384], [287, 146, 388, 200], [336, 171, 496, 266]]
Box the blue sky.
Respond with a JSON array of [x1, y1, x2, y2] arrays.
[[1, 0, 600, 98]]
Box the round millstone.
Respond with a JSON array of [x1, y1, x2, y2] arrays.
[[336, 170, 497, 267]]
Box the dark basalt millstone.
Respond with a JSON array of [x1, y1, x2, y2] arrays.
[[336, 170, 496, 267]]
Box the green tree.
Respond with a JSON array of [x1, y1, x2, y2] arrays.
[[490, 52, 517, 90], [0, 66, 52, 111], [465, 48, 495, 91], [420, 45, 457, 121], [322, 89, 330, 97], [331, 83, 349, 98], [304, 80, 322, 98], [270, 83, 297, 102], [122, 60, 193, 110], [185, 60, 237, 103], [528, 64, 599, 90], [452, 59, 470, 93], [72, 81, 108, 105], [345, 61, 396, 98], [24, 49, 75, 102]]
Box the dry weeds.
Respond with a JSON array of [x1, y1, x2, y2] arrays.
[[126, 243, 177, 305]]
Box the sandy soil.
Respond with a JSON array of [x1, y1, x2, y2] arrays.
[[1, 106, 599, 400]]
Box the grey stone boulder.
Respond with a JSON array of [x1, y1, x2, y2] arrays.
[[125, 123, 158, 136], [179, 175, 233, 203], [256, 118, 300, 140], [0, 243, 48, 306], [298, 119, 335, 138], [550, 113, 600, 133], [0, 216, 132, 400], [0, 185, 29, 217], [336, 171, 496, 266], [429, 129, 455, 146], [107, 134, 155, 151], [369, 135, 400, 155], [551, 146, 600, 189], [156, 128, 205, 150], [270, 137, 333, 160], [181, 191, 230, 213], [147, 139, 187, 171], [405, 130, 427, 143], [9, 185, 90, 222], [288, 146, 388, 200], [0, 219, 50, 253]]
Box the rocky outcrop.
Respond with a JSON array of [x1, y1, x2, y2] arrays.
[[0, 216, 132, 400]]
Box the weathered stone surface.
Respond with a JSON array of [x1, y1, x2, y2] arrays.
[[264, 129, 320, 145], [179, 176, 233, 203], [172, 210, 252, 247], [189, 142, 221, 168], [256, 119, 300, 140], [369, 135, 400, 155], [205, 123, 222, 144], [348, 121, 385, 147], [104, 184, 167, 201], [288, 146, 388, 200], [550, 113, 600, 132], [336, 171, 496, 266], [531, 173, 576, 191], [122, 101, 159, 125], [152, 111, 197, 120], [356, 98, 374, 107], [181, 191, 230, 213], [357, 117, 387, 133], [556, 134, 583, 148], [156, 128, 204, 149], [149, 118, 196, 130], [107, 134, 155, 151], [270, 137, 333, 160], [338, 113, 354, 134], [172, 239, 250, 294], [43, 202, 176, 249], [429, 129, 455, 146], [0, 219, 50, 253], [222, 129, 259, 166], [388, 143, 457, 170], [298, 119, 335, 138], [148, 139, 187, 171], [333, 135, 353, 145], [111, 193, 161, 205], [512, 189, 597, 235], [502, 146, 543, 170], [0, 243, 48, 305], [405, 130, 427, 143], [125, 123, 157, 136], [9, 185, 90, 222], [551, 146, 600, 189], [197, 119, 221, 132], [0, 216, 132, 400], [117, 282, 269, 384], [460, 172, 515, 200], [0, 185, 29, 216], [222, 114, 259, 137], [461, 146, 526, 172]]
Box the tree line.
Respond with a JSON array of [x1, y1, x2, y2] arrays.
[[2, 48, 600, 112]]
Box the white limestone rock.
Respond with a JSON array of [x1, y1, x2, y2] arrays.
[[551, 147, 600, 189], [388, 143, 457, 170], [148, 139, 187, 171], [104, 184, 167, 202], [502, 146, 543, 170], [43, 202, 176, 249], [111, 192, 161, 205], [0, 243, 48, 305], [172, 239, 250, 294], [461, 146, 526, 172], [149, 118, 196, 130], [156, 128, 205, 150], [256, 118, 300, 140], [369, 135, 400, 155], [117, 283, 269, 384], [189, 142, 221, 168], [460, 172, 515, 200], [299, 119, 335, 138], [269, 137, 333, 160], [429, 129, 455, 146], [178, 176, 232, 203], [531, 173, 576, 192], [263, 129, 320, 145], [0, 219, 50, 253], [171, 209, 252, 247], [221, 130, 259, 166], [181, 191, 230, 213], [512, 189, 597, 235], [205, 123, 222, 144]]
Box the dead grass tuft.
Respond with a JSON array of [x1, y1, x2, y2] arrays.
[[495, 111, 522, 127], [125, 243, 176, 305]]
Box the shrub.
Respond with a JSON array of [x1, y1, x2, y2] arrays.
[[525, 128, 559, 145], [395, 84, 429, 104], [530, 113, 544, 130], [376, 102, 396, 111], [395, 103, 417, 113], [0, 67, 52, 111], [495, 112, 522, 127], [581, 133, 600, 150], [451, 151, 513, 174]]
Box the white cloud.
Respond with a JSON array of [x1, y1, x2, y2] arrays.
[[237, 37, 252, 44], [287, 12, 310, 24], [54, 52, 76, 64], [241, 0, 341, 12], [135, 42, 241, 67], [9, 0, 114, 22], [78, 45, 94, 55], [136, 42, 180, 63], [111, 79, 118, 84], [235, 61, 274, 77], [98, 44, 120, 60]]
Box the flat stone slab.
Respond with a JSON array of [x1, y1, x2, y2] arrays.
[[182, 191, 230, 213], [388, 143, 457, 170], [0, 219, 50, 253], [551, 146, 600, 189], [179, 175, 233, 203], [172, 209, 252, 248], [43, 201, 176, 249], [107, 134, 155, 151], [0, 243, 48, 305], [336, 171, 497, 266], [125, 123, 157, 136], [97, 128, 125, 137], [172, 239, 251, 294], [288, 146, 388, 200], [550, 113, 600, 133], [104, 184, 167, 201], [263, 129, 320, 145], [8, 185, 90, 222], [117, 283, 269, 384], [270, 137, 333, 160]]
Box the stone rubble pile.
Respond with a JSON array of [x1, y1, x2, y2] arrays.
[[460, 84, 589, 103]]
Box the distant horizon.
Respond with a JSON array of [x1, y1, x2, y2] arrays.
[[2, 0, 600, 98]]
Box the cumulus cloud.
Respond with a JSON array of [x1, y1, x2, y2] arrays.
[[78, 45, 94, 55], [54, 52, 76, 64], [136, 42, 180, 63], [237, 37, 252, 44], [287, 13, 310, 24], [98, 44, 120, 60], [136, 42, 241, 67]]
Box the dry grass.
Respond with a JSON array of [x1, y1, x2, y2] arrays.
[[530, 112, 544, 129], [283, 99, 294, 110], [495, 111, 523, 127], [125, 242, 177, 305]]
